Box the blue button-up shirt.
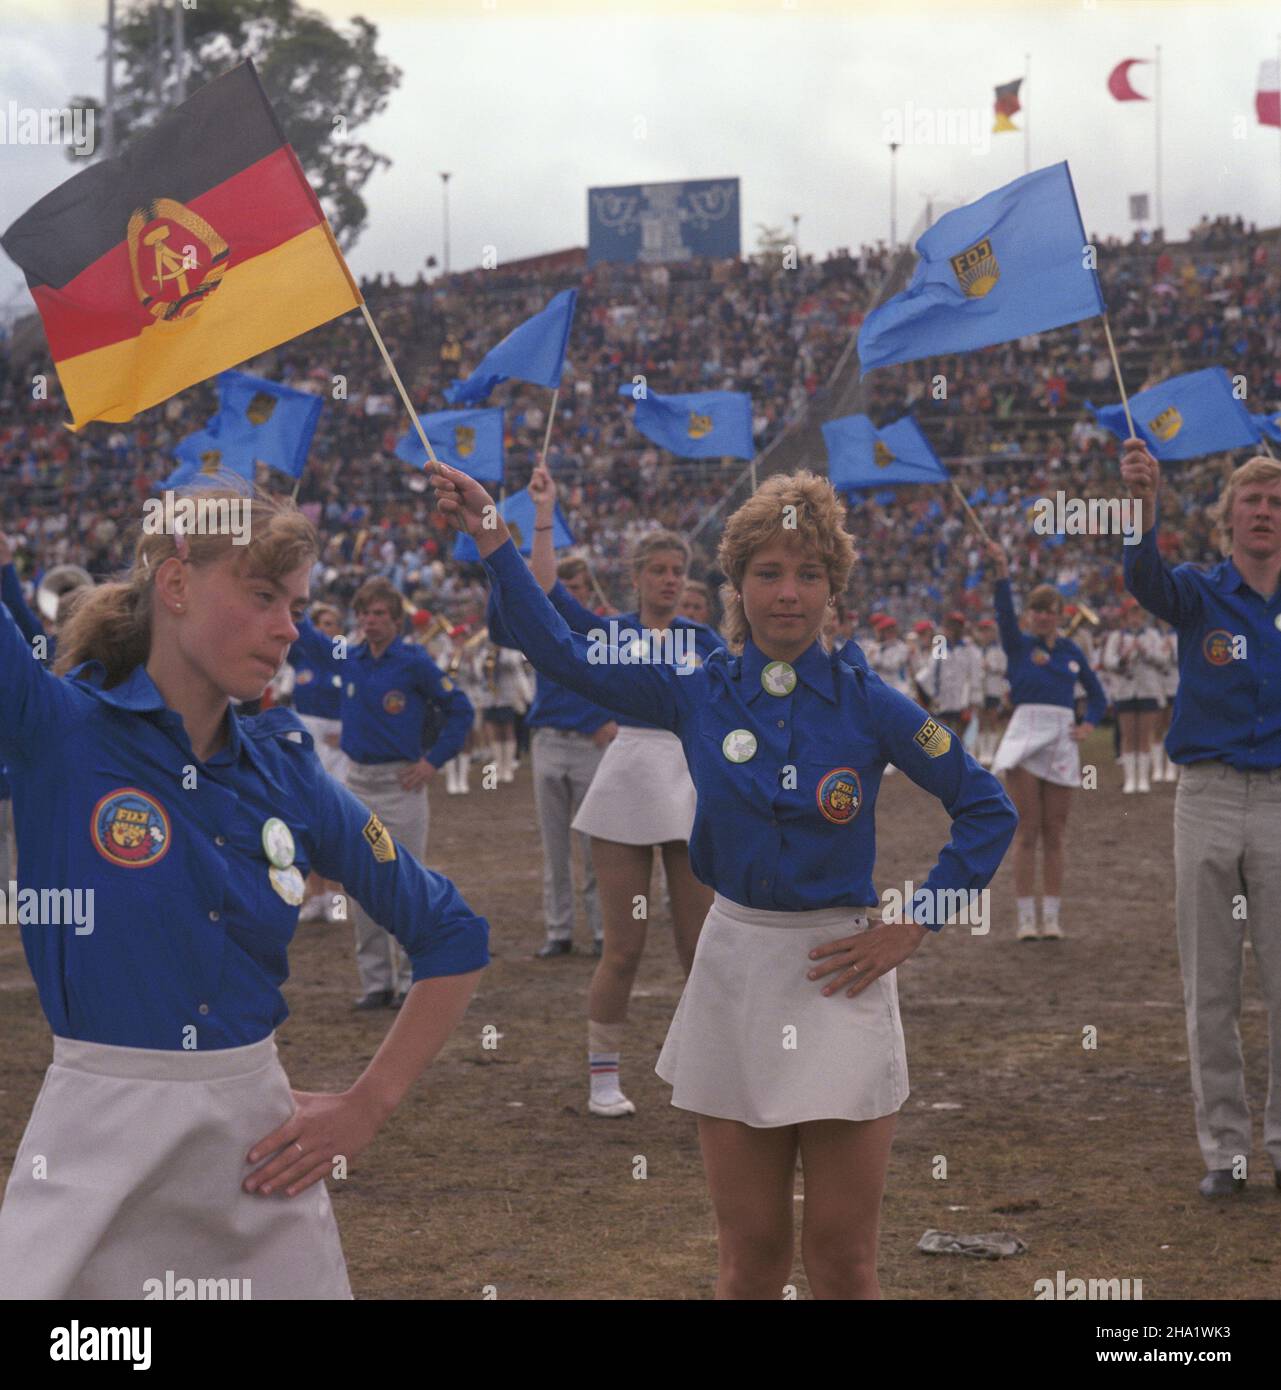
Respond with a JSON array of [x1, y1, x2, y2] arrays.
[[995, 579, 1107, 724], [483, 540, 1015, 922], [1124, 524, 1281, 769], [0, 602, 489, 1050], [293, 618, 473, 767], [286, 645, 343, 720]]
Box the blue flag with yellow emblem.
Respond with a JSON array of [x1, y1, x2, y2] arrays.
[[823, 414, 949, 491], [1086, 368, 1261, 461], [213, 371, 324, 479], [394, 407, 505, 482], [160, 410, 257, 490], [452, 487, 575, 563], [857, 162, 1105, 372], [444, 289, 577, 405], [617, 385, 754, 459]]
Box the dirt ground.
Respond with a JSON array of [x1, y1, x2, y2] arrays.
[[1, 727, 1278, 1300]]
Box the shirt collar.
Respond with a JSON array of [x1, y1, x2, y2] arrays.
[[70, 660, 279, 782], [739, 636, 837, 704]]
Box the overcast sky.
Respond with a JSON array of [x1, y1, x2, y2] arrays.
[[3, 0, 1281, 315]]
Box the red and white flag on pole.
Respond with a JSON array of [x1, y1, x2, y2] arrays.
[[1259, 59, 1280, 127]]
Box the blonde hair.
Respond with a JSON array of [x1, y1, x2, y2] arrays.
[[631, 530, 690, 580], [716, 470, 856, 652], [54, 481, 318, 687], [1027, 584, 1063, 613], [353, 576, 404, 622], [1211, 456, 1281, 554]]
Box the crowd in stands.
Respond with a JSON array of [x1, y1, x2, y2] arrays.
[[0, 219, 1277, 643]]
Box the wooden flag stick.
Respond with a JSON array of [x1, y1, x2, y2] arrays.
[[360, 302, 440, 467], [1261, 437, 1277, 460], [1101, 312, 1137, 438], [539, 387, 561, 469], [950, 478, 992, 544]]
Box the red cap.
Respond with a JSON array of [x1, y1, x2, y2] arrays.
[[913, 619, 933, 635], [1121, 596, 1139, 612], [411, 610, 433, 628], [877, 614, 898, 630], [977, 617, 996, 629], [450, 624, 468, 638], [946, 610, 966, 625]]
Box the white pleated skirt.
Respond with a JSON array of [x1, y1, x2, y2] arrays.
[[656, 894, 909, 1128], [571, 725, 696, 844], [992, 703, 1080, 787], [0, 1035, 352, 1301], [299, 712, 351, 782]]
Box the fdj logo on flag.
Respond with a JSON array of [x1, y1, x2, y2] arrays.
[[454, 425, 476, 458], [1148, 406, 1182, 442], [688, 412, 713, 440], [245, 392, 277, 425], [873, 441, 895, 468], [126, 197, 229, 323], [949, 237, 999, 298]]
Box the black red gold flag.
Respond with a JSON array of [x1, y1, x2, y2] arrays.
[[1, 61, 362, 430], [992, 79, 1022, 134]]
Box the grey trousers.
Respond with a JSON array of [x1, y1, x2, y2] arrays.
[[343, 760, 429, 997], [1173, 761, 1281, 1172], [532, 727, 605, 944]]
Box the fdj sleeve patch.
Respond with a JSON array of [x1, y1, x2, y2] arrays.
[[362, 813, 398, 863], [914, 717, 952, 758]]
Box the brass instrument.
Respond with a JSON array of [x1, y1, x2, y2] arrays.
[[36, 563, 95, 625], [1063, 601, 1100, 639]]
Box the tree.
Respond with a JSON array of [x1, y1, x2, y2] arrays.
[[754, 223, 789, 263], [69, 0, 401, 250]]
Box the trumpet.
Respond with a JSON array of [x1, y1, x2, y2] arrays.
[[1063, 601, 1100, 638], [36, 563, 95, 625]]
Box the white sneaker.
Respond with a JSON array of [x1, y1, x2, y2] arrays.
[[589, 1093, 637, 1117], [298, 895, 326, 923], [1017, 919, 1040, 941], [1040, 919, 1064, 940]]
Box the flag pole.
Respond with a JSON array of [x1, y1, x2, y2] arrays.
[[539, 387, 560, 468], [949, 478, 992, 544], [1024, 53, 1030, 174], [1101, 313, 1137, 437], [1155, 44, 1163, 235], [359, 302, 440, 468]]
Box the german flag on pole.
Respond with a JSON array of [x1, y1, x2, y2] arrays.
[[1, 61, 362, 430]]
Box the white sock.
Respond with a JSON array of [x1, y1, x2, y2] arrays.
[[1041, 896, 1061, 928], [589, 1052, 625, 1103], [1121, 751, 1136, 791], [1137, 751, 1151, 790], [1148, 744, 1162, 781], [458, 752, 470, 792], [498, 740, 515, 781], [1017, 897, 1037, 930]]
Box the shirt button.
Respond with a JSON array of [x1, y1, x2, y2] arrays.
[[777, 719, 785, 729], [198, 1004, 209, 1015], [215, 835, 226, 846], [209, 910, 220, 922]]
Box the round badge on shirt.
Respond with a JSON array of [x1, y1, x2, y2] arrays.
[[761, 661, 797, 696], [269, 865, 306, 906], [262, 817, 295, 869], [1030, 649, 1049, 666], [1275, 613, 1281, 632], [1068, 660, 1080, 674], [722, 729, 758, 763]]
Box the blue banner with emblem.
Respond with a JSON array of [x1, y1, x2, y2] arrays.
[[394, 407, 505, 482], [857, 161, 1105, 372], [1251, 410, 1281, 444], [1086, 368, 1261, 461], [617, 385, 754, 459], [823, 413, 949, 491], [443, 290, 577, 405], [588, 178, 740, 266], [161, 412, 257, 489], [452, 487, 575, 563], [214, 371, 324, 479]]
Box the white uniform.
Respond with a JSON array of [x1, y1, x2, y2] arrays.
[[870, 636, 914, 698], [980, 642, 1008, 701], [1103, 627, 1165, 701]]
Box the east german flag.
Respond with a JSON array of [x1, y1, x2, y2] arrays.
[[0, 61, 362, 430], [992, 78, 1022, 134]]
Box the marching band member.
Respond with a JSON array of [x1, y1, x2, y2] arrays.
[[1122, 443, 1281, 1198], [436, 459, 1015, 1300], [293, 579, 474, 1009], [0, 484, 487, 1299], [986, 541, 1107, 941]]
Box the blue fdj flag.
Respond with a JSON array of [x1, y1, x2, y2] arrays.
[[215, 371, 324, 480], [823, 413, 949, 491], [1085, 368, 1261, 461], [1251, 410, 1281, 444], [160, 411, 257, 490], [857, 161, 1104, 372], [617, 386, 754, 459], [395, 408, 504, 483], [452, 488, 575, 563], [445, 289, 577, 405]]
